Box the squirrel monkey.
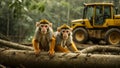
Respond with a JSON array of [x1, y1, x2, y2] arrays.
[[55, 24, 79, 53], [32, 19, 55, 56]]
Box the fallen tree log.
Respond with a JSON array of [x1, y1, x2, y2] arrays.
[[81, 46, 120, 54], [0, 48, 120, 68], [0, 39, 33, 50]]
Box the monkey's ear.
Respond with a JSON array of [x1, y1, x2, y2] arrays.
[[49, 23, 52, 27], [36, 22, 40, 27], [57, 27, 61, 32]]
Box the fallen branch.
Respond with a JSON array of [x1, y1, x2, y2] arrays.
[[0, 39, 33, 50], [0, 33, 10, 41], [0, 48, 120, 68], [0, 64, 6, 68]]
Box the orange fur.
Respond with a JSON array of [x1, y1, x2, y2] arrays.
[[32, 39, 40, 54], [56, 46, 70, 53], [48, 37, 55, 55]]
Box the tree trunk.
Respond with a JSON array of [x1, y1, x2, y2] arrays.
[[0, 48, 120, 68], [0, 39, 33, 50]]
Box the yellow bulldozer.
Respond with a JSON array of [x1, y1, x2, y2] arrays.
[[71, 3, 120, 45]]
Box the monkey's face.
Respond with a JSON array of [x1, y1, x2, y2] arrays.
[[39, 24, 49, 34], [61, 29, 71, 40]]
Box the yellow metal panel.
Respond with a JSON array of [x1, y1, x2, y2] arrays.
[[111, 6, 113, 19], [71, 23, 84, 29], [103, 19, 120, 27], [114, 15, 120, 19], [84, 19, 93, 28], [84, 3, 114, 6], [105, 19, 114, 26], [114, 19, 120, 26], [71, 19, 85, 29]]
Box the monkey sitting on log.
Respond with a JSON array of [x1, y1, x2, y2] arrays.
[[55, 24, 79, 53], [32, 19, 55, 56]]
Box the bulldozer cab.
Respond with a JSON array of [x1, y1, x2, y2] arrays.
[[83, 3, 113, 27]]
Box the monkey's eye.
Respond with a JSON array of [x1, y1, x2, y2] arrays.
[[62, 31, 65, 33], [44, 25, 48, 28], [41, 25, 44, 27], [40, 24, 44, 27]]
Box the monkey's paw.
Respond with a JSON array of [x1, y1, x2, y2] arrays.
[[48, 50, 55, 56], [34, 49, 41, 55]]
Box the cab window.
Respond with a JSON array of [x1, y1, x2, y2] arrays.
[[104, 6, 111, 19]]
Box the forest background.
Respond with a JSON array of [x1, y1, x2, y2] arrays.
[[0, 0, 120, 43]]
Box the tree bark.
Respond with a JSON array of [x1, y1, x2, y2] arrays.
[[0, 48, 120, 68], [0, 39, 33, 50]]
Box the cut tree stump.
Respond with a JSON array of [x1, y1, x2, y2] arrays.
[[0, 39, 33, 50], [0, 48, 120, 68]]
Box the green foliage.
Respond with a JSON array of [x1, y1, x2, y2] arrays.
[[30, 0, 45, 12]]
